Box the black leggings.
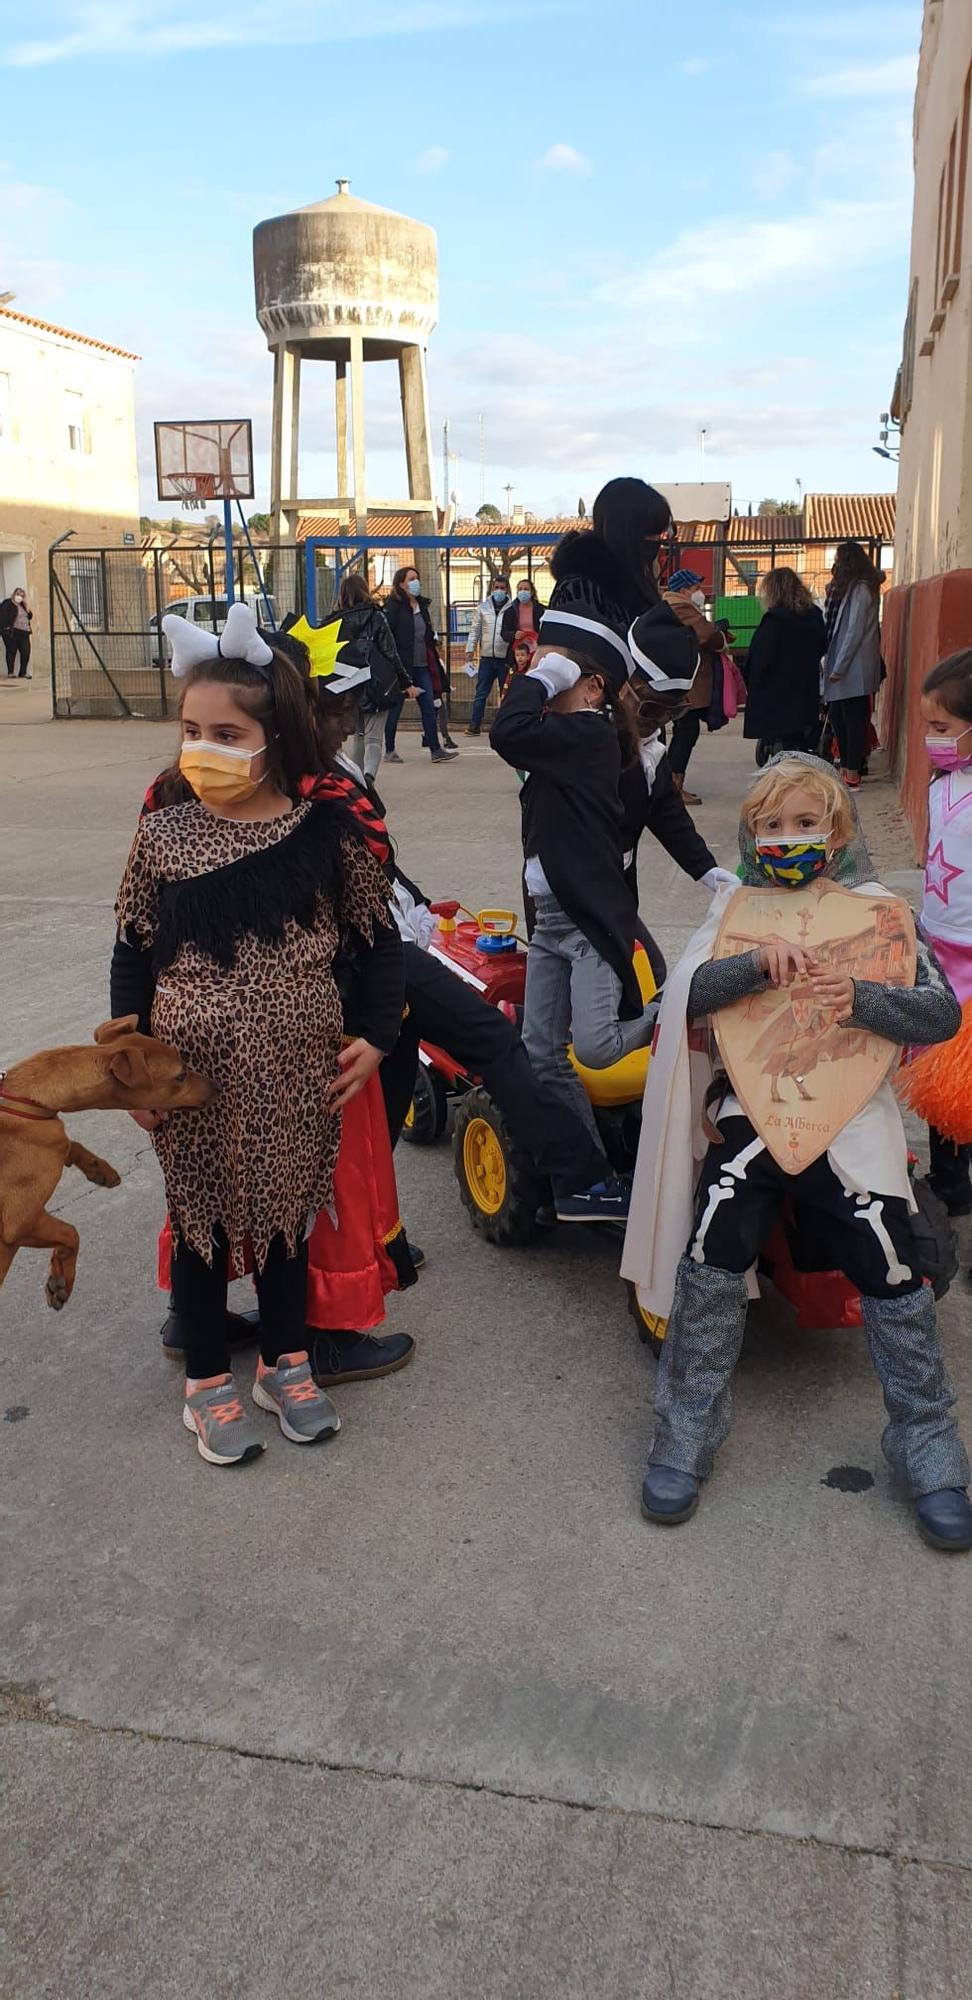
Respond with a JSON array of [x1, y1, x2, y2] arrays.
[[668, 710, 701, 779], [4, 631, 29, 676], [830, 696, 869, 776], [172, 1227, 309, 1379], [380, 940, 608, 1196], [928, 1126, 972, 1216]]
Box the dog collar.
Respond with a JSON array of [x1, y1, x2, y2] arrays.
[[0, 1074, 55, 1120]]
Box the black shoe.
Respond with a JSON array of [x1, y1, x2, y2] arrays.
[[161, 1306, 262, 1356], [310, 1328, 416, 1385], [405, 1238, 426, 1272]]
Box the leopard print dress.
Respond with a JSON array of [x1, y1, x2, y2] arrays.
[[115, 798, 393, 1272]]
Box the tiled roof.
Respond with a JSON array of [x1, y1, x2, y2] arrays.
[[0, 304, 139, 360], [297, 511, 423, 540], [804, 493, 895, 542]]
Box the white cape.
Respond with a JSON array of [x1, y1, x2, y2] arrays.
[[620, 881, 914, 1322]]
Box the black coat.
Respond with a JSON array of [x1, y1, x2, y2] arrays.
[[501, 595, 546, 660], [337, 603, 410, 714], [384, 591, 441, 684], [743, 606, 826, 742], [490, 673, 643, 1019], [619, 753, 716, 891], [0, 598, 30, 637]]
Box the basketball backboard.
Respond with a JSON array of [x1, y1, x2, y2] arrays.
[[154, 419, 254, 504]]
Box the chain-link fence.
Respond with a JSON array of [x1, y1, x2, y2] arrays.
[[50, 532, 888, 722]]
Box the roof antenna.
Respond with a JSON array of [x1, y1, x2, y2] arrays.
[[336, 178, 350, 196]]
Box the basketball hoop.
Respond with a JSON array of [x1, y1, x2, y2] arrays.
[[170, 472, 216, 512], [154, 420, 255, 506]]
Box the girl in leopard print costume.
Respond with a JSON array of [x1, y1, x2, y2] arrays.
[[110, 605, 404, 1468]]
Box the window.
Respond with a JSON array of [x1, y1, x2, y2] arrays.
[[955, 62, 971, 276], [0, 372, 10, 444], [69, 554, 105, 629], [65, 390, 84, 454]]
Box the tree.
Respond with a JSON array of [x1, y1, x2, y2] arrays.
[[248, 512, 271, 535], [578, 497, 587, 519], [476, 502, 502, 523], [757, 497, 801, 517]]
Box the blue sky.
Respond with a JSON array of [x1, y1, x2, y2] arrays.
[[1, 0, 922, 517]]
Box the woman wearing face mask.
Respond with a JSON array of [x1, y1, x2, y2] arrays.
[[382, 566, 458, 764], [1, 587, 32, 678], [501, 578, 546, 669], [823, 541, 884, 788], [110, 602, 404, 1468]]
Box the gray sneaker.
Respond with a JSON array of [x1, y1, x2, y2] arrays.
[[182, 1375, 265, 1466], [252, 1350, 342, 1444]]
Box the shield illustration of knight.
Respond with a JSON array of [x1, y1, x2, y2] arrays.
[[712, 881, 917, 1171]]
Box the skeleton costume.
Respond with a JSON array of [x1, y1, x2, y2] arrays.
[[622, 754, 969, 1497]]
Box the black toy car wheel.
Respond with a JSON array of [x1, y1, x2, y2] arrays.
[[401, 1063, 449, 1146], [453, 1087, 546, 1245], [625, 1281, 666, 1357]]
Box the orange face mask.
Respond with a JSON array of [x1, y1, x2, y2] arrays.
[[179, 739, 268, 809]]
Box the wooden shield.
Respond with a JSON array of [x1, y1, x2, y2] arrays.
[[712, 881, 917, 1172]]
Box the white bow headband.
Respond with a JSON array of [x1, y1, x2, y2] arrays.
[[163, 600, 274, 680]]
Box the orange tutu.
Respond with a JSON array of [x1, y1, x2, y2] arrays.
[[157, 1069, 412, 1329], [896, 999, 972, 1144]]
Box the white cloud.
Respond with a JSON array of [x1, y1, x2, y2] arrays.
[[537, 142, 592, 175], [417, 146, 450, 175], [750, 150, 798, 200], [602, 197, 908, 326], [678, 56, 710, 76], [803, 53, 917, 99], [5, 0, 552, 66]]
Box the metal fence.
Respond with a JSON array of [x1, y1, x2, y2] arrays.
[[50, 531, 888, 723]]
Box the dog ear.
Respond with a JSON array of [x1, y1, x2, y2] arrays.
[[94, 1016, 140, 1045], [107, 1046, 153, 1089]]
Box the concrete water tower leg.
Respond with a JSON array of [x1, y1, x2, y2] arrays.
[[349, 331, 367, 538], [270, 344, 300, 541], [335, 358, 349, 527], [399, 344, 435, 526]]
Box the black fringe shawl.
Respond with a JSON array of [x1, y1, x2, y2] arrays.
[[152, 800, 355, 974]]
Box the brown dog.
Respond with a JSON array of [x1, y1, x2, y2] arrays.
[[0, 1015, 213, 1309]]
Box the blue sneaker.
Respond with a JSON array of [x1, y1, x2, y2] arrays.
[[913, 1487, 972, 1551], [555, 1174, 631, 1225], [641, 1464, 700, 1525]]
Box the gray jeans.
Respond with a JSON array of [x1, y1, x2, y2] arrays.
[[522, 894, 657, 1177], [350, 707, 386, 781]]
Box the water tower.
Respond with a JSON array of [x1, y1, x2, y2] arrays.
[[253, 180, 439, 542]]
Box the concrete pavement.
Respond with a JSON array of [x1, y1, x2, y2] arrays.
[[1, 695, 969, 1998]]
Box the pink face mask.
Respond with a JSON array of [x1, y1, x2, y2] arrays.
[[925, 724, 972, 772]]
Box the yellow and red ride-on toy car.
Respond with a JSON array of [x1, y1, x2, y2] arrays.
[[407, 902, 957, 1352]]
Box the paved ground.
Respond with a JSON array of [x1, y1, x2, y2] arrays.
[[1, 686, 969, 1999]]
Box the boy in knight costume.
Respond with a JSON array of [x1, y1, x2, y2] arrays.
[[622, 754, 972, 1551]]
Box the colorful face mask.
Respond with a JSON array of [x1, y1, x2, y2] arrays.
[[754, 836, 830, 886], [179, 739, 268, 810], [925, 726, 972, 773]]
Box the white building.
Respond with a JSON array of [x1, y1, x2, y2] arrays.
[[0, 304, 140, 681]]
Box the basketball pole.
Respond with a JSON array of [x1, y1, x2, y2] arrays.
[[223, 500, 235, 607]]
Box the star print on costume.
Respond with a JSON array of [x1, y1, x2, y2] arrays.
[[924, 839, 964, 906], [285, 613, 371, 696]]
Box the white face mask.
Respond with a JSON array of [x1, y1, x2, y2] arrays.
[[690, 590, 706, 610]]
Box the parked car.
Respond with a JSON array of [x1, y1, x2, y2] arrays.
[[149, 593, 278, 663]]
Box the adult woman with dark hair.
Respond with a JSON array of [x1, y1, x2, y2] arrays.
[[823, 541, 883, 788], [382, 565, 458, 765], [744, 566, 827, 762], [335, 572, 417, 781], [501, 577, 546, 665], [1, 587, 32, 677]]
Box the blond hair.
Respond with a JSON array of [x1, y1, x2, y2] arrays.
[[743, 759, 855, 843], [758, 566, 815, 616]]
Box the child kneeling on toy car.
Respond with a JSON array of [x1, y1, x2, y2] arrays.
[[491, 592, 671, 1224], [622, 754, 972, 1552]]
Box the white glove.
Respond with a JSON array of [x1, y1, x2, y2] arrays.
[[414, 903, 437, 950], [701, 867, 739, 894], [527, 653, 581, 698]]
